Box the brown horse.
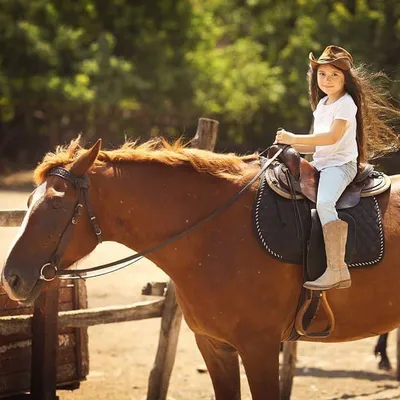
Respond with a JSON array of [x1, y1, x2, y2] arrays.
[[2, 138, 400, 400]]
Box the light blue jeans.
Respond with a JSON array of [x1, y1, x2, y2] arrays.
[[316, 161, 358, 226]]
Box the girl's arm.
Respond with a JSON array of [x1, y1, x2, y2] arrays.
[[276, 119, 347, 146], [292, 144, 315, 154]]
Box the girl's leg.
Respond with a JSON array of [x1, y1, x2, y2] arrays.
[[304, 162, 357, 290], [316, 162, 357, 226]]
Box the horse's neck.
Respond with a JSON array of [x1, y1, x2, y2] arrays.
[[91, 163, 241, 273]]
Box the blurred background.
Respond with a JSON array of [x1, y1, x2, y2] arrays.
[[0, 0, 399, 174]]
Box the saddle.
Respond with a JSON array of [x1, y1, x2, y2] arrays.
[[265, 144, 390, 207], [254, 144, 391, 341]]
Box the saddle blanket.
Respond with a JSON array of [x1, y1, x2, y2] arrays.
[[253, 174, 384, 269]]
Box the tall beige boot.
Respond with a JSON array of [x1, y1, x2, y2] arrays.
[[303, 219, 351, 290]]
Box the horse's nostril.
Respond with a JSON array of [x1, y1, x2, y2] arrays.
[[8, 274, 20, 290]]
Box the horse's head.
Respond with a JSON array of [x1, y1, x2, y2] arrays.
[[1, 139, 102, 304]]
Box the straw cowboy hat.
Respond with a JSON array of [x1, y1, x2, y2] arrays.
[[309, 45, 354, 70]]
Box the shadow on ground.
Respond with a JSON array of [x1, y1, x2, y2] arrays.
[[296, 366, 396, 382], [328, 383, 400, 400]]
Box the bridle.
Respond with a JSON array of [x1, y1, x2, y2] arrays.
[[38, 147, 284, 282], [39, 167, 103, 281]]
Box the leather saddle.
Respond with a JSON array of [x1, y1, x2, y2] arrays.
[[265, 144, 390, 208]]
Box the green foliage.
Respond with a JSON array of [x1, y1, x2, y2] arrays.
[[0, 0, 399, 163]]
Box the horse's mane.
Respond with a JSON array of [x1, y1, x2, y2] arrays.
[[34, 136, 259, 185]]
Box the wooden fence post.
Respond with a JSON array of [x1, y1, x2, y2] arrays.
[[280, 342, 297, 400], [30, 283, 60, 400], [191, 118, 219, 151], [146, 281, 183, 400], [146, 118, 219, 400]]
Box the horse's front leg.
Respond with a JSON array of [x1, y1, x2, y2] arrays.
[[195, 334, 241, 400], [237, 334, 281, 400]]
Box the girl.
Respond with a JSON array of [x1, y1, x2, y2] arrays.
[[275, 45, 399, 290]]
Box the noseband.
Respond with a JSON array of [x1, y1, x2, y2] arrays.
[[39, 147, 285, 282]]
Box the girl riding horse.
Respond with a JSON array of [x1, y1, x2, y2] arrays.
[[276, 45, 399, 290]]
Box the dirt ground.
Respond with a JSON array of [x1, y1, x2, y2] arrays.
[[1, 188, 400, 400]]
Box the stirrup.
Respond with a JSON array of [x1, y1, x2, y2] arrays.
[[295, 290, 335, 338]]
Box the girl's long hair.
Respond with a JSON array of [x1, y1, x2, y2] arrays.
[[308, 65, 400, 166]]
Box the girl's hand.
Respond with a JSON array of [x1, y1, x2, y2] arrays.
[[275, 129, 295, 145]]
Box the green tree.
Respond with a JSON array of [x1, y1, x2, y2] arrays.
[[0, 0, 399, 166]]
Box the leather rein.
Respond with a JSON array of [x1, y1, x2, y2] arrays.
[[38, 147, 285, 282]]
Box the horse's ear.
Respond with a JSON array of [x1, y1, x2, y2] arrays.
[[70, 139, 102, 177]]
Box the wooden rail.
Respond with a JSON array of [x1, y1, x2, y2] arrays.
[[0, 209, 25, 226], [0, 299, 165, 336]]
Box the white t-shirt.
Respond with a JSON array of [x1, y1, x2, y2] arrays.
[[312, 92, 358, 171]]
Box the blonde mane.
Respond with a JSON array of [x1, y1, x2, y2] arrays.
[[34, 137, 258, 185]]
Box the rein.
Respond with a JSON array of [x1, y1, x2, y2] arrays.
[[39, 147, 285, 282]]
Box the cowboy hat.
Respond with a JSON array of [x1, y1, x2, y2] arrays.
[[309, 45, 354, 71]]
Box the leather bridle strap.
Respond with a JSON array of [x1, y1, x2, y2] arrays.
[[49, 167, 103, 242], [38, 167, 103, 281], [42, 147, 284, 281]]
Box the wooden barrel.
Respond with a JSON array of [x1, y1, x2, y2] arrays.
[[0, 280, 88, 397]]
